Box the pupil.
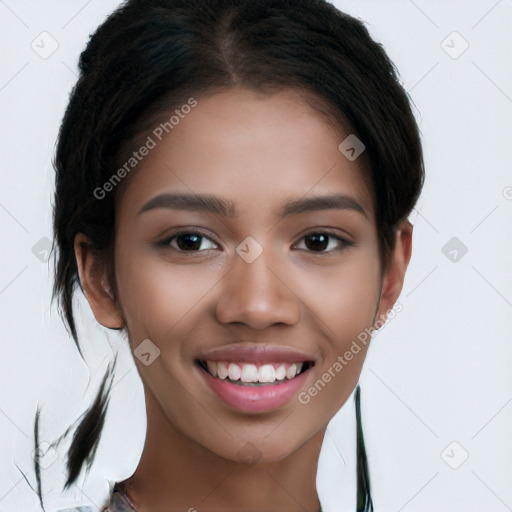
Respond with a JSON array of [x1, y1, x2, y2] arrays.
[[305, 233, 328, 251], [177, 233, 201, 250]]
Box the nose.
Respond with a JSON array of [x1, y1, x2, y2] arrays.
[[215, 246, 301, 330]]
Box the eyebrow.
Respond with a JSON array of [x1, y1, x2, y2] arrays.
[[137, 192, 367, 219]]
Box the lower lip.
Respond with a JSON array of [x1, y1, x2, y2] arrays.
[[198, 364, 312, 413]]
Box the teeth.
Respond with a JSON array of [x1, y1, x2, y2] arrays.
[[203, 360, 307, 383], [258, 364, 275, 383], [286, 363, 298, 379], [241, 364, 259, 383], [275, 365, 287, 381], [228, 362, 241, 381], [216, 362, 228, 380], [206, 361, 217, 378]]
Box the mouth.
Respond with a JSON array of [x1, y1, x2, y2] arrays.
[[196, 359, 315, 385], [196, 357, 316, 412], [195, 344, 317, 412]]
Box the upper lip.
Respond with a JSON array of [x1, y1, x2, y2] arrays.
[[198, 343, 316, 364]]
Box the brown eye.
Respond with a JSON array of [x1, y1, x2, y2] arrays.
[[304, 233, 329, 251], [294, 232, 351, 253], [175, 233, 204, 251], [160, 231, 218, 251]]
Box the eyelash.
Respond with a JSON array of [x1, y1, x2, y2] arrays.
[[155, 229, 354, 255]]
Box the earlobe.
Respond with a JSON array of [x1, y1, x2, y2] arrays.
[[375, 220, 413, 325], [74, 233, 125, 330]]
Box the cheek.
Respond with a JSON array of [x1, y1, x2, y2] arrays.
[[289, 250, 380, 407], [114, 243, 222, 343], [328, 266, 379, 338], [292, 251, 381, 339], [293, 268, 378, 419]]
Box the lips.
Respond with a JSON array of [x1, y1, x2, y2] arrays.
[[197, 344, 316, 365], [195, 344, 316, 412]]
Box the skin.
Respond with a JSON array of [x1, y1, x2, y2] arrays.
[[74, 86, 412, 512]]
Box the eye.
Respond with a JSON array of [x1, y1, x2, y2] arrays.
[[293, 231, 352, 253], [155, 229, 352, 254], [158, 231, 218, 252]]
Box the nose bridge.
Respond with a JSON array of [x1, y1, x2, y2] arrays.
[[215, 239, 301, 328]]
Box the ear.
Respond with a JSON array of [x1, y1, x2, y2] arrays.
[[74, 233, 125, 329], [374, 220, 413, 325]]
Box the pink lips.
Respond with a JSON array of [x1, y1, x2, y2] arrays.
[[196, 344, 315, 413], [199, 364, 311, 412], [198, 344, 315, 364]]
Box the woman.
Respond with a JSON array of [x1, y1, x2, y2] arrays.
[[45, 0, 424, 510]]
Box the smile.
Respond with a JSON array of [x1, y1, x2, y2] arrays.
[[198, 360, 314, 386], [196, 358, 315, 412]]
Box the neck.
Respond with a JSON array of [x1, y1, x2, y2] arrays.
[[118, 390, 325, 512]]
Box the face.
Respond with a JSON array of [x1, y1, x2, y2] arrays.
[[78, 86, 408, 463]]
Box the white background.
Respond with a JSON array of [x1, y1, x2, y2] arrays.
[[1, 0, 511, 511]]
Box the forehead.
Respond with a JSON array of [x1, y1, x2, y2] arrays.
[[117, 86, 374, 221]]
